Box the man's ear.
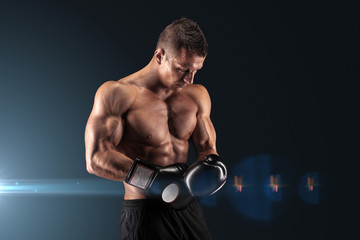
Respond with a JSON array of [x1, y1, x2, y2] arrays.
[[154, 48, 165, 64]]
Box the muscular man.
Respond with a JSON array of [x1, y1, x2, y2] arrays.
[[85, 17, 227, 240]]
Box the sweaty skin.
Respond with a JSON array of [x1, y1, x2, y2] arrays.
[[85, 48, 218, 200]]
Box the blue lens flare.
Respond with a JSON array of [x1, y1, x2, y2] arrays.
[[227, 155, 273, 221], [226, 154, 295, 221], [0, 179, 124, 196], [297, 172, 325, 204]]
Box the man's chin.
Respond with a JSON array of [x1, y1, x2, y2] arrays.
[[171, 83, 186, 90]]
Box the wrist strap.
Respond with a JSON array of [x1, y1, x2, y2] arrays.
[[125, 159, 159, 190]]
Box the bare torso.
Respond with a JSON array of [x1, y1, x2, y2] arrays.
[[85, 52, 217, 200], [116, 78, 199, 199]]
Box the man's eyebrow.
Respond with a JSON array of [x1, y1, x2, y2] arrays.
[[176, 62, 202, 70], [176, 63, 187, 68]]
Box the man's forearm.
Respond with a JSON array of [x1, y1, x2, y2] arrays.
[[87, 149, 133, 181]]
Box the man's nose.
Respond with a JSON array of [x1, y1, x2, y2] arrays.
[[184, 71, 195, 84]]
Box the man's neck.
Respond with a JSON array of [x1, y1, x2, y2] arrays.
[[136, 59, 177, 100]]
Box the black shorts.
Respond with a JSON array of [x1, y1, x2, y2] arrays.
[[119, 199, 212, 240]]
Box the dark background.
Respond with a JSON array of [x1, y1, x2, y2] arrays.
[[0, 0, 358, 239]]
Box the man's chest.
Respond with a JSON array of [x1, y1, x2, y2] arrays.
[[124, 92, 198, 143]]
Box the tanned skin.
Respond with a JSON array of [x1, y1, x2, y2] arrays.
[[85, 47, 218, 200]]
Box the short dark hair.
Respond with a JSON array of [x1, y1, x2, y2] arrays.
[[156, 17, 208, 57]]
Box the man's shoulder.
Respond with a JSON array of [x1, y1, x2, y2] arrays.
[[184, 83, 207, 92], [96, 80, 137, 100], [98, 80, 137, 94], [182, 84, 211, 110], [94, 80, 137, 114], [182, 84, 210, 100]]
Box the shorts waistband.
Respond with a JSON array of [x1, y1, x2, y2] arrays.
[[122, 199, 159, 208], [122, 198, 197, 210]]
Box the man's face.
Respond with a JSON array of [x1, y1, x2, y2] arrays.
[[160, 48, 206, 89]]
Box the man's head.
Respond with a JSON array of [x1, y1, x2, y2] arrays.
[[156, 17, 208, 58], [154, 17, 208, 89]]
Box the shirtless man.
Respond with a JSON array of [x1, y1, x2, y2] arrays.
[[85, 18, 227, 240]]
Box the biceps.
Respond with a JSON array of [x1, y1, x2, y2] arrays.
[[85, 114, 124, 158], [104, 116, 124, 146], [192, 115, 216, 152]]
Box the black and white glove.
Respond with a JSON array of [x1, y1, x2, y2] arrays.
[[125, 158, 192, 208], [125, 155, 227, 208]]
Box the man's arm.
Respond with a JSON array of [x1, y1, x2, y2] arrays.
[[188, 84, 218, 160], [84, 81, 135, 181], [183, 84, 227, 197]]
